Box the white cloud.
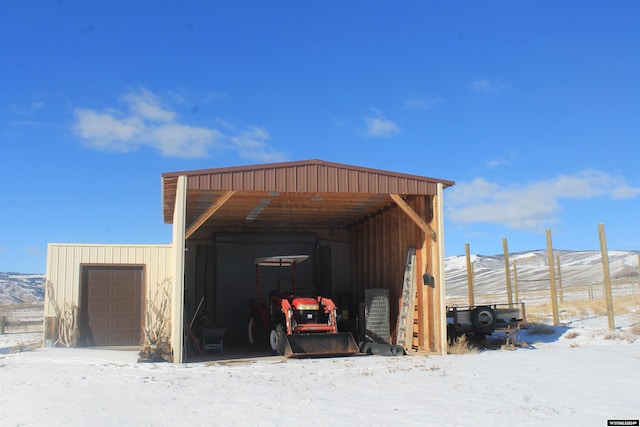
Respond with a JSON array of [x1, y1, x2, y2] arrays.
[[486, 158, 511, 168], [446, 171, 640, 231], [330, 116, 350, 128], [485, 149, 519, 169], [121, 89, 175, 122], [73, 108, 143, 151], [468, 78, 512, 93], [546, 170, 640, 200], [365, 117, 400, 137], [11, 100, 45, 116], [149, 123, 221, 158], [230, 127, 287, 162], [72, 88, 284, 160], [204, 92, 227, 102], [403, 95, 444, 111]]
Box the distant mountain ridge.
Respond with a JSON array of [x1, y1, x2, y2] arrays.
[[0, 273, 45, 305]]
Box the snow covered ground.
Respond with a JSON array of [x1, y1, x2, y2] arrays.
[[1, 314, 639, 426], [1, 254, 638, 426]]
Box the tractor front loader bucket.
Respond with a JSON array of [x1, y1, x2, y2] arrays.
[[284, 333, 359, 358]]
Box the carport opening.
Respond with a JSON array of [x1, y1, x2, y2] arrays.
[[183, 233, 358, 361]]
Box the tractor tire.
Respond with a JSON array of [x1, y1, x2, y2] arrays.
[[471, 306, 497, 334], [248, 314, 265, 346], [269, 323, 286, 356], [391, 345, 406, 356]]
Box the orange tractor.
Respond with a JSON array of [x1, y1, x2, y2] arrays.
[[247, 255, 358, 358]]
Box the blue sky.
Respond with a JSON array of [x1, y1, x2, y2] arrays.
[[1, 1, 639, 273]]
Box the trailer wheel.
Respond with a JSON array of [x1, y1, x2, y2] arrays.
[[269, 323, 286, 356], [471, 306, 497, 333], [447, 323, 457, 343]]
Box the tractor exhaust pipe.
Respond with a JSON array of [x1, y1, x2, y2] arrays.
[[284, 333, 359, 358]]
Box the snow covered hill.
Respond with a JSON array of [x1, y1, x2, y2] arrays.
[[0, 273, 45, 305]]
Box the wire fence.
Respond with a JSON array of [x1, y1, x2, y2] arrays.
[[445, 250, 640, 311]]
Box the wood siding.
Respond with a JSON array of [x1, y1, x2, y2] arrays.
[[347, 195, 444, 353]]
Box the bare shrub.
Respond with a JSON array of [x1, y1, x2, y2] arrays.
[[447, 335, 478, 354], [45, 280, 78, 347], [564, 330, 579, 339], [139, 278, 173, 362], [602, 331, 632, 342], [58, 303, 78, 348]]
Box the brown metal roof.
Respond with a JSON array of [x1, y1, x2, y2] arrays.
[[161, 159, 454, 237]]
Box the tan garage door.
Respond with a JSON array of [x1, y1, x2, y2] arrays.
[[80, 266, 143, 346]]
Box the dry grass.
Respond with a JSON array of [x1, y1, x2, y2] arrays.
[[447, 335, 478, 354], [629, 324, 640, 336], [598, 330, 636, 343], [525, 309, 552, 324], [525, 294, 640, 324]]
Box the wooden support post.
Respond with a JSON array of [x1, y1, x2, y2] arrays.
[[465, 243, 474, 307], [556, 256, 564, 303], [0, 315, 5, 335], [434, 184, 446, 355], [503, 238, 513, 307], [598, 224, 615, 330], [512, 260, 519, 304], [546, 230, 559, 326]]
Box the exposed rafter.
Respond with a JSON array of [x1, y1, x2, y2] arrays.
[[390, 194, 437, 241], [185, 191, 236, 239]]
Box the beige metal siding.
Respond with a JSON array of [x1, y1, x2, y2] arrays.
[[45, 244, 173, 318]]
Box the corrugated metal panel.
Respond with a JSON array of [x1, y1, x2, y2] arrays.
[[162, 159, 454, 224], [45, 244, 173, 318], [164, 160, 455, 191]]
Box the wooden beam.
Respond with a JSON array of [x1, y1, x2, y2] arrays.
[[390, 194, 436, 241], [185, 191, 236, 239], [434, 184, 446, 355]]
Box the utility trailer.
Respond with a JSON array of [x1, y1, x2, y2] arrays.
[[446, 303, 526, 342]]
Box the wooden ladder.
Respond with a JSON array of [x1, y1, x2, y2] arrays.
[[396, 248, 417, 350]]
